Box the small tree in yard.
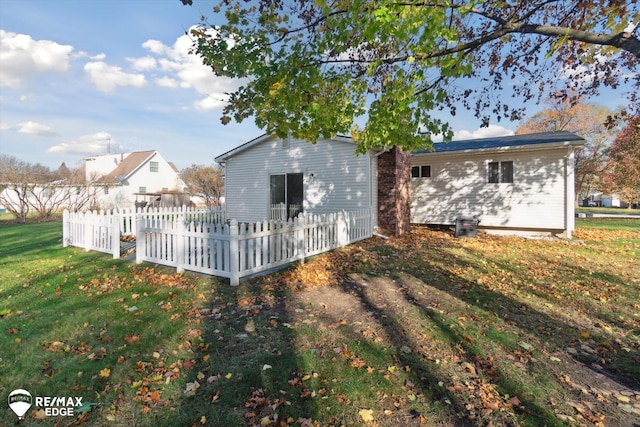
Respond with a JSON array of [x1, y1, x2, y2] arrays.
[[0, 155, 94, 221], [181, 164, 224, 207], [604, 115, 640, 208], [0, 155, 52, 222]]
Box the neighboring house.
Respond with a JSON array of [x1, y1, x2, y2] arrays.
[[217, 131, 585, 238], [0, 150, 187, 215], [601, 193, 628, 208], [83, 150, 187, 209], [215, 134, 378, 223], [410, 131, 585, 237]]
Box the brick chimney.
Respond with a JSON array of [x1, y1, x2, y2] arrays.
[[377, 146, 411, 236]]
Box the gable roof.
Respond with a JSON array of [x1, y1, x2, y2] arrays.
[[215, 133, 355, 163], [97, 150, 156, 184], [413, 131, 585, 154]]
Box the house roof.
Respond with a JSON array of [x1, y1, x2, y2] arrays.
[[97, 150, 156, 184], [413, 131, 585, 154], [215, 131, 585, 163], [215, 133, 355, 163]]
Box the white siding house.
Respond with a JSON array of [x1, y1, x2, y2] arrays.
[[218, 131, 584, 238], [215, 135, 378, 224], [85, 150, 186, 209], [410, 131, 585, 237]]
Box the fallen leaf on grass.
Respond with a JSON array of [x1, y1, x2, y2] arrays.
[[519, 341, 533, 351], [506, 396, 521, 406], [359, 409, 374, 423], [33, 409, 47, 420], [124, 335, 140, 344], [184, 380, 200, 397], [76, 402, 98, 414], [245, 319, 256, 334]]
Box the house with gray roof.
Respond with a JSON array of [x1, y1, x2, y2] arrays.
[[410, 131, 585, 237], [216, 131, 585, 238]]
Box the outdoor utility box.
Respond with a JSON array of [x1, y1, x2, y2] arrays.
[[455, 217, 479, 238]]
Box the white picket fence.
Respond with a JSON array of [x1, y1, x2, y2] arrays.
[[63, 207, 372, 285], [62, 206, 225, 259]]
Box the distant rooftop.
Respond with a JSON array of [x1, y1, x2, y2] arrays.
[[414, 131, 585, 154]]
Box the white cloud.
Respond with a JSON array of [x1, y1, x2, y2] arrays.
[[194, 95, 226, 111], [18, 121, 57, 137], [141, 39, 166, 55], [139, 27, 242, 110], [0, 30, 74, 88], [128, 55, 157, 72], [155, 76, 180, 88], [453, 124, 514, 140], [84, 61, 147, 92], [430, 124, 514, 142], [74, 51, 106, 61], [48, 131, 122, 155], [0, 122, 12, 131]]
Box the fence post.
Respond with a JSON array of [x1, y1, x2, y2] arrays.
[[338, 211, 348, 246], [135, 213, 144, 264], [298, 215, 306, 263], [112, 211, 121, 259], [229, 220, 239, 286], [83, 211, 92, 251], [176, 216, 185, 273], [62, 210, 69, 247]]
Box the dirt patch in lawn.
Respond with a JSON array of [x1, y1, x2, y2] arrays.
[[266, 226, 640, 426]]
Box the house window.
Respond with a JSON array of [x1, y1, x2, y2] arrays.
[[150, 161, 159, 172], [488, 161, 514, 183], [104, 187, 109, 195], [411, 165, 431, 178], [282, 136, 290, 149], [76, 187, 81, 195], [139, 187, 147, 194]]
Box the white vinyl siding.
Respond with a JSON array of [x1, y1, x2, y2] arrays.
[[411, 148, 568, 230], [222, 136, 376, 224]]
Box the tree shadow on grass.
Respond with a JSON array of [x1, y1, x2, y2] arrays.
[[158, 277, 318, 426], [320, 231, 640, 426], [443, 243, 640, 390]]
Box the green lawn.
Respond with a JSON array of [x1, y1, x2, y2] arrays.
[[577, 206, 640, 215], [1, 220, 639, 426], [576, 216, 640, 231]]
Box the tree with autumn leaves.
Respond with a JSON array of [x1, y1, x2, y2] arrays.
[[603, 115, 640, 208], [180, 164, 225, 207], [184, 0, 638, 153], [515, 99, 616, 205]]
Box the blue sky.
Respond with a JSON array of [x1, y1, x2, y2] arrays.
[[0, 0, 629, 171]]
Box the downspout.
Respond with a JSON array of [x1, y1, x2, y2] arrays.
[[565, 145, 576, 239], [218, 161, 228, 221]]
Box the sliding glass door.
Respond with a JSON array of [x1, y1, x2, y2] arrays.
[[270, 173, 303, 220]]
